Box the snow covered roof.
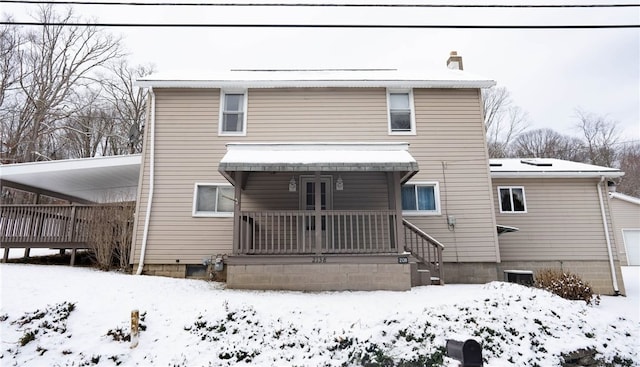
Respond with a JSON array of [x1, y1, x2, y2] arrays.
[[609, 192, 640, 205], [136, 68, 495, 89], [218, 142, 419, 183], [490, 158, 624, 178], [0, 155, 141, 203]]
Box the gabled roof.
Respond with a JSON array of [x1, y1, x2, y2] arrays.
[[0, 155, 141, 203], [136, 68, 495, 89], [490, 158, 624, 178], [609, 192, 640, 205]]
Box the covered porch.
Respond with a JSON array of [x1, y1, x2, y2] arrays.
[[218, 142, 444, 290]]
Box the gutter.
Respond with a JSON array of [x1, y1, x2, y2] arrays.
[[136, 87, 156, 275], [597, 176, 620, 295]]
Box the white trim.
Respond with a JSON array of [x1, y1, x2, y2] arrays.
[[218, 90, 248, 136], [497, 186, 528, 214], [401, 181, 441, 216], [610, 192, 640, 205], [192, 183, 234, 217], [387, 89, 416, 135], [491, 172, 624, 179]]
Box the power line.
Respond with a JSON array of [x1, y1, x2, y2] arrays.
[[1, 0, 639, 8], [1, 21, 638, 28]]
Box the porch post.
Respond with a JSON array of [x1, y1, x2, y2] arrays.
[[233, 171, 243, 255], [314, 171, 322, 254], [393, 171, 405, 254]]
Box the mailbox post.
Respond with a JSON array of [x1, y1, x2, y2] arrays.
[[446, 339, 483, 367]]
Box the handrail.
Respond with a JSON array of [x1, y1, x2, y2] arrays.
[[401, 219, 445, 250], [402, 218, 444, 284]]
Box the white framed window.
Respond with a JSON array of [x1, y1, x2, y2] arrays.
[[401, 182, 440, 215], [498, 186, 527, 213], [219, 91, 247, 136], [192, 183, 235, 217], [387, 89, 416, 135]]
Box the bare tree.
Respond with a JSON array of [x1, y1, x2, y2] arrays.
[[101, 60, 154, 154], [0, 18, 24, 162], [482, 87, 530, 158], [616, 142, 640, 198], [511, 128, 587, 161], [6, 5, 122, 162], [574, 109, 619, 167]]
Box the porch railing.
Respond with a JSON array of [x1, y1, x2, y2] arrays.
[[402, 219, 444, 283], [0, 204, 132, 248], [237, 210, 398, 255]]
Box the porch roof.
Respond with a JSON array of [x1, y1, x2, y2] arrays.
[[218, 142, 419, 183]]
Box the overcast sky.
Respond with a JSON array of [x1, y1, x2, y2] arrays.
[[4, 1, 639, 142]]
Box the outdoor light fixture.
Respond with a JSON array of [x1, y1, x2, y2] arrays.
[[289, 177, 297, 192], [336, 176, 344, 191]]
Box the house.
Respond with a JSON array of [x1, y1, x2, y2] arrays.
[[128, 52, 626, 294], [490, 158, 626, 294], [608, 191, 640, 266], [1, 52, 627, 295]]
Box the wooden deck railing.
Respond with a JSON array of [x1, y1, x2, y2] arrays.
[[237, 210, 398, 255], [0, 204, 133, 248], [402, 219, 444, 283]]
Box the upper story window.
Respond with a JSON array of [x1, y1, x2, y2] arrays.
[[193, 183, 235, 217], [219, 92, 247, 135], [388, 90, 415, 135], [498, 186, 527, 213], [401, 182, 440, 215]]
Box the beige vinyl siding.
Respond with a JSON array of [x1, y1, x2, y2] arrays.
[[132, 87, 500, 265], [609, 196, 640, 265], [493, 178, 619, 261]]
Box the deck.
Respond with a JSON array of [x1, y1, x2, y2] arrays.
[[1, 204, 134, 264]]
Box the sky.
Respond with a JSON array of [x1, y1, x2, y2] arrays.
[[3, 0, 639, 142]]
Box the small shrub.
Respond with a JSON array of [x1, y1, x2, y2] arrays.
[[534, 269, 600, 305]]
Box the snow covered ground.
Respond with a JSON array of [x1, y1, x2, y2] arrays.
[[1, 263, 638, 366]]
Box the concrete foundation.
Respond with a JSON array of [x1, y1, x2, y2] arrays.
[[227, 262, 411, 291]]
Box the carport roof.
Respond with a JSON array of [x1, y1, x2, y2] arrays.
[[0, 155, 141, 203]]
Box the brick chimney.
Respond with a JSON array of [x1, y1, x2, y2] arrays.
[[446, 51, 463, 70]]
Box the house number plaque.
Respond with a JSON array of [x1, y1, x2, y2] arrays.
[[397, 256, 409, 264], [312, 256, 327, 263]]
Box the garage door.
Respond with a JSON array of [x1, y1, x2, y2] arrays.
[[623, 229, 640, 266]]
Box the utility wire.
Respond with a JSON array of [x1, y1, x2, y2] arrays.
[[1, 0, 639, 8], [1, 21, 638, 28]]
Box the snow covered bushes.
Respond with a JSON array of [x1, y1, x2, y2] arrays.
[[534, 269, 600, 305]]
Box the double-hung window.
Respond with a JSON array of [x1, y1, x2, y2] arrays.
[[219, 92, 247, 135], [401, 182, 440, 215], [193, 184, 235, 217], [388, 90, 415, 134], [498, 186, 527, 213]]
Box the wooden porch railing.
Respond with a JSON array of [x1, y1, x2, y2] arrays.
[[402, 219, 445, 284], [0, 204, 132, 248], [237, 210, 398, 255]]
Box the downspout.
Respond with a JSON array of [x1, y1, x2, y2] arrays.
[[136, 87, 156, 275], [597, 176, 620, 294]]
